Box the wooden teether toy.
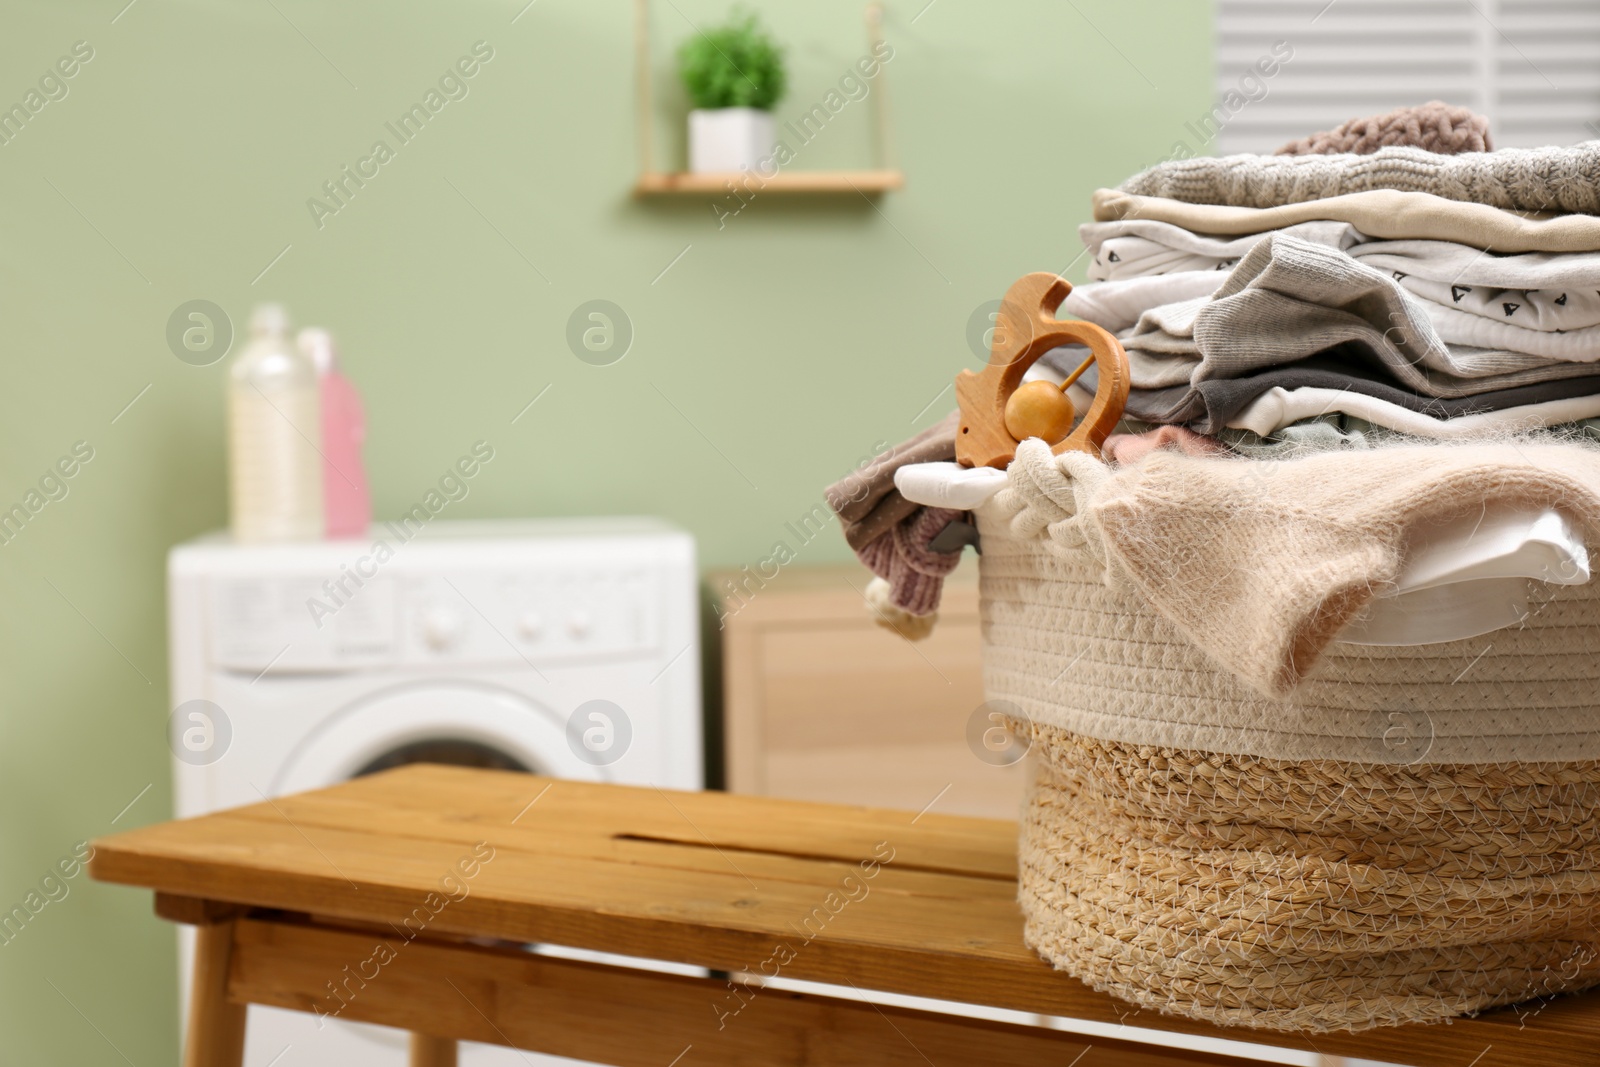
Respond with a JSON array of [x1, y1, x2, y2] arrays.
[[955, 272, 1131, 469], [1004, 380, 1076, 444]]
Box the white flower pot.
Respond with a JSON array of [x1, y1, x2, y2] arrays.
[[688, 107, 776, 173]]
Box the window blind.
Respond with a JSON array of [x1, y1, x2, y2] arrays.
[[1214, 0, 1600, 154]]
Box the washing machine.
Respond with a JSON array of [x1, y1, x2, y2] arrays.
[[166, 517, 703, 1066]]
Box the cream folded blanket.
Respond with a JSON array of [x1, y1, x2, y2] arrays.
[[1093, 188, 1600, 254], [1078, 439, 1600, 698], [1119, 140, 1600, 214]]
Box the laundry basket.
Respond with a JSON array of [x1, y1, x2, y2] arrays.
[[955, 273, 1600, 1033]]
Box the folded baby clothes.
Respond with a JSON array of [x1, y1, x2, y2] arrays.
[[1067, 271, 1600, 363], [1119, 140, 1600, 215], [1379, 278, 1600, 335], [1067, 125, 1600, 463], [1060, 273, 1226, 334], [1228, 386, 1600, 440], [1122, 235, 1600, 397], [1350, 239, 1600, 291], [1090, 223, 1600, 298], [1418, 309, 1600, 360], [1220, 415, 1600, 458], [1351, 240, 1600, 331], [1084, 219, 1362, 281], [1093, 188, 1600, 253], [1115, 358, 1600, 434], [1274, 100, 1492, 156], [1084, 221, 1600, 332]]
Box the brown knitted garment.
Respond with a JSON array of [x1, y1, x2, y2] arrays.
[[1276, 100, 1491, 156], [857, 505, 964, 615]]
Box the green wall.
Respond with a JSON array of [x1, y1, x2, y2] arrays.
[[0, 0, 1211, 1060]]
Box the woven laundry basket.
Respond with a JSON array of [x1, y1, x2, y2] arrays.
[[972, 446, 1600, 1033]]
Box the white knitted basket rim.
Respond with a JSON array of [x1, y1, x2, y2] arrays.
[[973, 495, 1600, 765]]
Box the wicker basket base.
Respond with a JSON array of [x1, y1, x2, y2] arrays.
[[1019, 724, 1600, 1032]]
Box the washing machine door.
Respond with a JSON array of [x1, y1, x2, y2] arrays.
[[272, 681, 605, 795], [253, 682, 599, 1066]]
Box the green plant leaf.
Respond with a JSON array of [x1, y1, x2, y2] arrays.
[[677, 10, 787, 111]]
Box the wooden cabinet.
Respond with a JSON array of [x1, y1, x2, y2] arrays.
[[712, 563, 1028, 819]]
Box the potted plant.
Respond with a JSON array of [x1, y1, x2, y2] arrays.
[[678, 11, 787, 173]]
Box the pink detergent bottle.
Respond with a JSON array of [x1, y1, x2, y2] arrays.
[[297, 328, 370, 539]]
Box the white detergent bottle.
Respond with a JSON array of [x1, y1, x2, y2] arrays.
[[228, 304, 324, 541]]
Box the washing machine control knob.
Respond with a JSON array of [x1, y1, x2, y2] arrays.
[[566, 610, 592, 639], [422, 606, 465, 650], [517, 611, 544, 641]]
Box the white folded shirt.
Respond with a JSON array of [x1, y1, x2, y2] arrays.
[[1341, 506, 1591, 645], [1227, 386, 1600, 439]]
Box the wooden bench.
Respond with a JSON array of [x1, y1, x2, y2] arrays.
[[89, 764, 1599, 1067]]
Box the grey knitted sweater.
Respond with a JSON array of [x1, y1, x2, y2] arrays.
[[1119, 141, 1600, 215]]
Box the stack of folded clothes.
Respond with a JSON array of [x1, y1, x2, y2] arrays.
[[830, 103, 1600, 626], [1047, 103, 1600, 457]]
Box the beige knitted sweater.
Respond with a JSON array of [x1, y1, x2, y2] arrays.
[[973, 440, 1600, 763], [993, 438, 1600, 699], [1119, 140, 1600, 215]]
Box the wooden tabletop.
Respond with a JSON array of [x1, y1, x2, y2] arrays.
[[90, 764, 1600, 1067]]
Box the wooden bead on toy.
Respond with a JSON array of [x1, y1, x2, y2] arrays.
[[1003, 380, 1076, 444], [954, 273, 1131, 469]]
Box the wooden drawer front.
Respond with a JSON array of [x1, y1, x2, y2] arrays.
[[721, 567, 1027, 820]]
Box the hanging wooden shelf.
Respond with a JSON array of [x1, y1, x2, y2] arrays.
[[633, 1, 901, 198], [633, 169, 904, 197]]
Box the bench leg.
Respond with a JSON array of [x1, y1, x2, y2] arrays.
[[410, 1033, 458, 1067], [184, 921, 246, 1067]]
